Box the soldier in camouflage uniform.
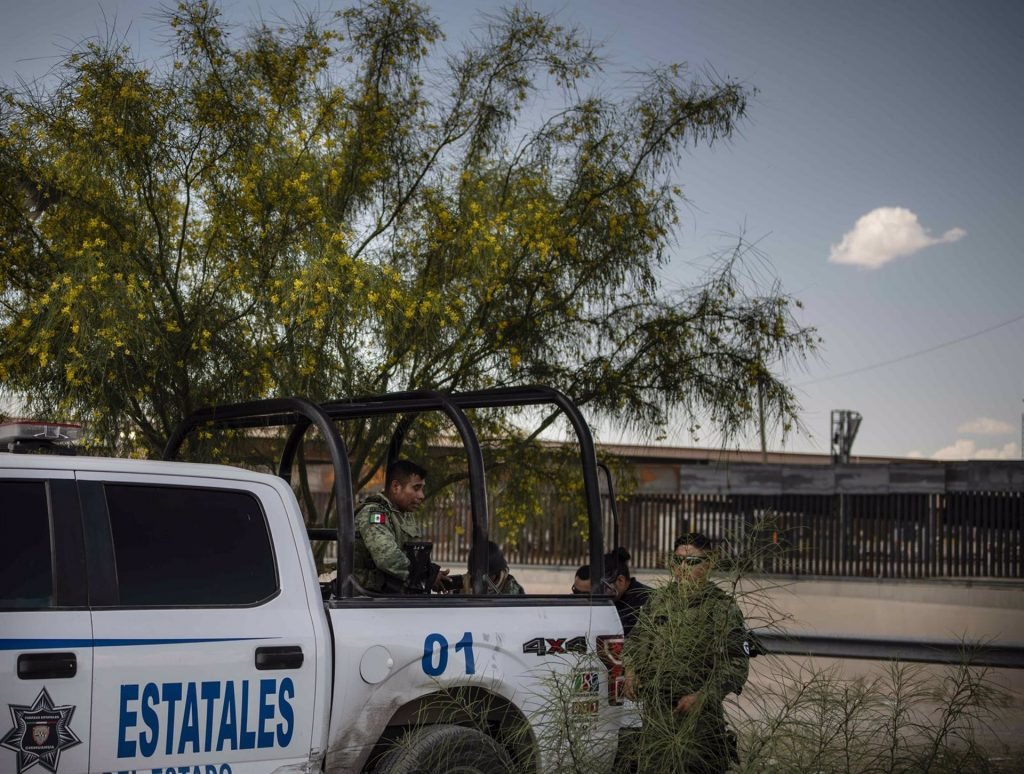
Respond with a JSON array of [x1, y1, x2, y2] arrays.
[[353, 459, 447, 593], [625, 533, 750, 774]]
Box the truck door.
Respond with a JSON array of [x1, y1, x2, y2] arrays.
[[79, 473, 319, 774], [0, 472, 92, 774]]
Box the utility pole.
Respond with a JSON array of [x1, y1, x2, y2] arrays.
[[757, 377, 768, 463], [755, 342, 768, 463]]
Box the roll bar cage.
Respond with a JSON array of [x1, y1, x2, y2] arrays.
[[163, 386, 607, 598]]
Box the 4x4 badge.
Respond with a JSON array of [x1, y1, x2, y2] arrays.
[[1, 688, 81, 774]]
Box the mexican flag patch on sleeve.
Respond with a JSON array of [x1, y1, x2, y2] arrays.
[[370, 512, 387, 525]]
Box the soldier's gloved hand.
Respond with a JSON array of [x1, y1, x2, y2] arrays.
[[429, 564, 451, 592], [444, 573, 465, 593]]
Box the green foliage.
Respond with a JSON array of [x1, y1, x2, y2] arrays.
[[667, 519, 1014, 774], [1, 0, 816, 472], [737, 656, 1011, 773]]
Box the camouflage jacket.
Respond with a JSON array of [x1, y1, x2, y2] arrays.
[[625, 580, 751, 713], [353, 493, 424, 592], [452, 569, 525, 595], [495, 572, 525, 595]]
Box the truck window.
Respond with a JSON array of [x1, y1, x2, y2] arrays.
[[104, 484, 278, 607], [0, 480, 53, 608]]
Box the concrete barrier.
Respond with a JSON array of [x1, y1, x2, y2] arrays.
[[510, 566, 1024, 645]]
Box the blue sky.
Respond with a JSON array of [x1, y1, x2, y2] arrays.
[[3, 0, 1022, 460]]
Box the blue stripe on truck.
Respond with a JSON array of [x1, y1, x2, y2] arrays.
[[0, 637, 270, 650]]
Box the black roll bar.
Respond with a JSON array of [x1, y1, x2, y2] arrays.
[[446, 386, 606, 595], [284, 391, 491, 595], [162, 398, 356, 597], [386, 413, 417, 467], [598, 462, 620, 551], [163, 385, 608, 600]]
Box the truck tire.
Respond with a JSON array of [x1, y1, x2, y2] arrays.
[[374, 724, 514, 774]]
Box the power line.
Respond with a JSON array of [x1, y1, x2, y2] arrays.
[[798, 311, 1024, 386]]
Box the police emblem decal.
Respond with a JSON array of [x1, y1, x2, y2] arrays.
[[1, 687, 81, 774]]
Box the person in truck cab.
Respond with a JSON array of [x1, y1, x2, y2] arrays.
[[572, 564, 591, 594], [449, 540, 525, 595], [602, 546, 651, 636], [353, 459, 448, 593], [481, 541, 525, 594]]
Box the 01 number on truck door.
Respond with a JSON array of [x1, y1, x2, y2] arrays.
[[421, 632, 475, 676]]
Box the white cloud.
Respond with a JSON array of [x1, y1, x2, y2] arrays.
[[957, 416, 1014, 435], [932, 440, 976, 460], [931, 439, 1019, 461], [828, 207, 966, 269], [974, 442, 1020, 460]]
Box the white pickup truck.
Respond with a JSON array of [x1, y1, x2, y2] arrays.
[[0, 387, 631, 774]]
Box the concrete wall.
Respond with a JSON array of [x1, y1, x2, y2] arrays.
[[512, 566, 1024, 645]]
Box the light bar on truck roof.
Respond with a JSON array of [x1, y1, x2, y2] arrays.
[[0, 419, 82, 447]]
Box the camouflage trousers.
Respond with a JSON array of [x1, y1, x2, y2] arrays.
[[621, 702, 737, 773]]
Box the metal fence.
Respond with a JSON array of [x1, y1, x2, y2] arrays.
[[614, 490, 1023, 579], [318, 460, 1022, 580], [422, 486, 1022, 580]]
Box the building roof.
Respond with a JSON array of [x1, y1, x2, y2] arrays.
[[597, 442, 911, 466]]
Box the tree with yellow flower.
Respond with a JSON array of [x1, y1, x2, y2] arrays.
[[1, 0, 816, 483]]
